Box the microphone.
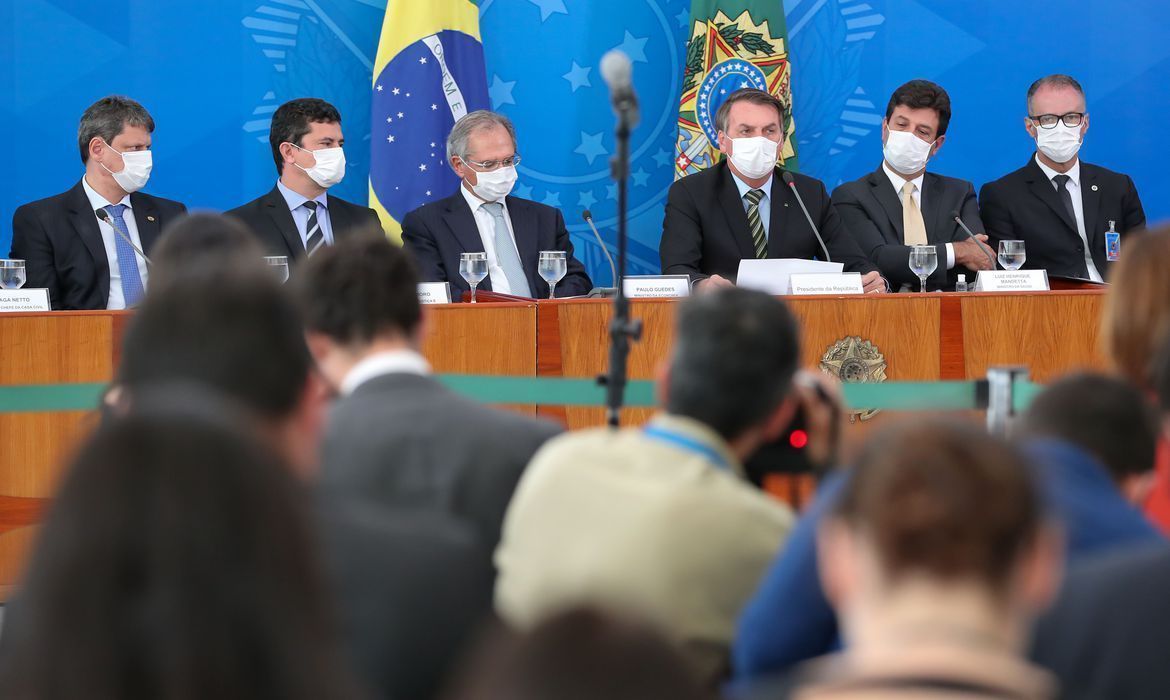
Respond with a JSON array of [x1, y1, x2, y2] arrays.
[[950, 209, 995, 269], [600, 50, 640, 127], [95, 208, 153, 266], [582, 210, 618, 290], [782, 171, 831, 263]]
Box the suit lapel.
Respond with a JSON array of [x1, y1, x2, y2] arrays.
[[1080, 165, 1102, 249], [1024, 159, 1078, 235], [129, 192, 163, 253], [868, 168, 906, 243], [442, 191, 492, 291], [504, 196, 540, 292], [326, 194, 351, 242], [262, 186, 307, 260], [65, 182, 111, 300], [767, 169, 797, 257], [921, 173, 949, 243], [716, 163, 763, 260]]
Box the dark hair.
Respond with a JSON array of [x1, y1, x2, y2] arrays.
[[1027, 74, 1085, 113], [78, 95, 155, 163], [150, 214, 266, 290], [714, 88, 787, 134], [447, 608, 712, 700], [0, 410, 358, 699], [885, 79, 952, 137], [833, 420, 1041, 590], [1102, 227, 1170, 388], [117, 266, 311, 421], [269, 98, 342, 175], [1156, 332, 1170, 415], [666, 288, 799, 441], [296, 230, 421, 344], [1018, 372, 1158, 482]]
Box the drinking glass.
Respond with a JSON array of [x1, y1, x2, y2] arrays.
[[998, 240, 1026, 271], [459, 252, 489, 303], [263, 256, 289, 284], [537, 250, 568, 300], [0, 259, 27, 290], [908, 246, 937, 293]]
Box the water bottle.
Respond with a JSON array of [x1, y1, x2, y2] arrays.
[[954, 274, 968, 292]]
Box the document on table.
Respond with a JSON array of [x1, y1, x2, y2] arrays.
[[736, 259, 843, 295]]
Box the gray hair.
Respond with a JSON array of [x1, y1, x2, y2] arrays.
[[1026, 74, 1085, 114], [446, 110, 517, 162], [78, 96, 155, 163]]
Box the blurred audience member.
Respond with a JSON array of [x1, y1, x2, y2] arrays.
[[149, 212, 266, 288]]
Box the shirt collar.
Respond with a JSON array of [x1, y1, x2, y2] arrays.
[[729, 168, 774, 201], [1033, 154, 1081, 188], [881, 161, 925, 195], [460, 181, 506, 214], [340, 349, 432, 396], [276, 179, 328, 212], [646, 413, 744, 477], [81, 175, 131, 211]]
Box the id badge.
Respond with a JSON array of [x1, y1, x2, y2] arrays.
[[1105, 232, 1121, 262]]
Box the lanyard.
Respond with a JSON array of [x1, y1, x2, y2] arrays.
[[643, 426, 730, 470]]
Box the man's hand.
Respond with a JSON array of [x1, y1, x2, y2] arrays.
[[792, 369, 845, 470], [861, 271, 887, 294], [954, 234, 995, 271], [696, 274, 735, 293]]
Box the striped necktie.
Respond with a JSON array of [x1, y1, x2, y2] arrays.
[[745, 188, 768, 259], [103, 204, 145, 306], [303, 200, 325, 256]]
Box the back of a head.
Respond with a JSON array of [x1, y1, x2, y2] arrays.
[[834, 420, 1042, 591], [150, 213, 266, 290], [1018, 372, 1158, 483], [1102, 226, 1170, 388], [666, 288, 799, 440], [0, 410, 354, 699], [296, 229, 422, 344], [1158, 333, 1170, 419]]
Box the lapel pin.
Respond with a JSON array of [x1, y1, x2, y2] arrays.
[[146, 215, 156, 222], [1091, 185, 1099, 192], [784, 202, 789, 207]]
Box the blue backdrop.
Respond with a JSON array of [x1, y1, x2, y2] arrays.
[[2, 0, 1167, 281]]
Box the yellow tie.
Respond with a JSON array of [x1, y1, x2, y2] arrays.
[[902, 181, 927, 246]]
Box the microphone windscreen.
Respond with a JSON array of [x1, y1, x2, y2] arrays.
[[782, 171, 796, 186], [950, 209, 961, 220], [600, 50, 632, 90], [582, 210, 593, 221]]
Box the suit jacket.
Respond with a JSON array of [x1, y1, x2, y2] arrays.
[[660, 162, 877, 282], [321, 372, 561, 557], [979, 157, 1145, 280], [10, 181, 186, 310], [832, 167, 985, 291], [226, 185, 382, 262], [401, 189, 593, 298]]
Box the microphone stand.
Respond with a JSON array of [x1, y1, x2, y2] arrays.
[[599, 102, 642, 428]]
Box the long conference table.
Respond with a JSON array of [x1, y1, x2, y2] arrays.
[[0, 289, 1106, 597]]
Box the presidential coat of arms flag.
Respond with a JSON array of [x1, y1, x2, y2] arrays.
[[369, 0, 491, 242], [675, 0, 797, 178]]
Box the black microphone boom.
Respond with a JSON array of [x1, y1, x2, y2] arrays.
[[95, 208, 153, 266], [781, 171, 831, 263], [950, 209, 996, 269]]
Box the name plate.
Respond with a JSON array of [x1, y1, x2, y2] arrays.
[[416, 282, 452, 304], [0, 289, 50, 312], [622, 275, 691, 299], [974, 270, 1050, 292], [789, 272, 864, 296]]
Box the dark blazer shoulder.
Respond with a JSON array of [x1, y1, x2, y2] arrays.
[[925, 170, 975, 192], [405, 191, 465, 222], [1078, 160, 1135, 184], [225, 187, 278, 218]]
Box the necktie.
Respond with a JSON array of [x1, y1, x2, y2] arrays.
[[1053, 174, 1077, 229], [103, 204, 145, 306], [744, 189, 768, 259], [482, 202, 532, 297], [902, 181, 927, 246], [303, 200, 325, 256]]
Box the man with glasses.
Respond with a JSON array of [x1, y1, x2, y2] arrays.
[[980, 75, 1144, 281], [402, 110, 592, 298]]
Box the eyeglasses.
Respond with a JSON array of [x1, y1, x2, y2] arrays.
[[1028, 112, 1085, 129], [461, 155, 522, 171]]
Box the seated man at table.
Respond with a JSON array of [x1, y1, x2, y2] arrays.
[[660, 88, 884, 292], [402, 110, 592, 299], [979, 74, 1145, 281], [10, 96, 187, 310], [832, 80, 994, 291]]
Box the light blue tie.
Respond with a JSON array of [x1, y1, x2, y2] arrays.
[[482, 202, 532, 297], [103, 204, 145, 306]]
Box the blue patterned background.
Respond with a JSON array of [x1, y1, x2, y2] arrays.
[[2, 0, 1168, 282]]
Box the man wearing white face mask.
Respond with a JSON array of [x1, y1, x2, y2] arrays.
[[832, 80, 995, 292], [229, 98, 381, 265], [661, 89, 885, 293], [11, 96, 186, 310], [980, 75, 1145, 281], [402, 110, 592, 299]]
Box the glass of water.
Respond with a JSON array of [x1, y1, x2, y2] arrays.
[[908, 246, 937, 293], [459, 252, 489, 303], [998, 240, 1026, 271], [0, 259, 27, 290], [537, 250, 568, 299], [263, 256, 289, 284]]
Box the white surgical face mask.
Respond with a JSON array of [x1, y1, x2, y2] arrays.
[[727, 136, 779, 180], [465, 162, 517, 202], [99, 140, 152, 193], [291, 144, 346, 188], [1035, 122, 1082, 164], [883, 128, 935, 176]]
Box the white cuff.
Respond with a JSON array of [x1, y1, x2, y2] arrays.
[[945, 242, 955, 270]]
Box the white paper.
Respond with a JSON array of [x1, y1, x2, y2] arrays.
[[974, 270, 1049, 292], [416, 282, 452, 304], [0, 289, 50, 312], [623, 275, 691, 299], [789, 272, 864, 296], [736, 259, 843, 296]]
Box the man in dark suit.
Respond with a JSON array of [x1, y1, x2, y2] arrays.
[[10, 96, 186, 310], [298, 231, 562, 557], [980, 74, 1145, 281], [660, 88, 885, 293], [227, 98, 381, 264], [402, 110, 592, 299], [832, 80, 995, 291]]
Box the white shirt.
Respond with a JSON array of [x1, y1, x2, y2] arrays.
[[276, 179, 334, 250], [882, 162, 955, 269], [729, 171, 774, 240], [81, 175, 150, 310], [340, 349, 431, 396], [1033, 155, 1103, 282], [460, 184, 525, 295]]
